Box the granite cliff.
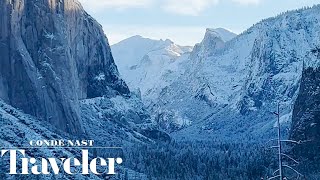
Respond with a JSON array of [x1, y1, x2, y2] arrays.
[[0, 0, 129, 136]]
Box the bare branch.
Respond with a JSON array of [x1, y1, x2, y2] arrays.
[[281, 153, 299, 164], [280, 140, 301, 144], [267, 175, 280, 180], [283, 165, 303, 176], [272, 169, 280, 176]]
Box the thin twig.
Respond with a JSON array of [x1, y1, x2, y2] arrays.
[[281, 153, 299, 164]]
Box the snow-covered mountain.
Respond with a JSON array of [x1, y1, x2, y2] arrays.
[[111, 29, 237, 131], [206, 28, 237, 42], [0, 100, 106, 179], [112, 36, 193, 104], [147, 5, 320, 139]]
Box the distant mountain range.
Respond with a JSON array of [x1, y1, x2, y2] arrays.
[[112, 6, 320, 146], [112, 35, 193, 104]]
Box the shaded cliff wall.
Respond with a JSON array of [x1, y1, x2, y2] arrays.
[[0, 0, 129, 135]]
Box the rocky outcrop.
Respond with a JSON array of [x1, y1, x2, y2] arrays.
[[290, 48, 320, 161], [0, 0, 129, 135], [190, 28, 236, 59]]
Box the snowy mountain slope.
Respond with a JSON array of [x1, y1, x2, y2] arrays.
[[151, 5, 320, 138], [111, 36, 193, 104], [0, 99, 154, 179], [80, 95, 170, 149], [0, 100, 105, 179]]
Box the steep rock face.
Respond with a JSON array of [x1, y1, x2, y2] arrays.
[[290, 48, 320, 161], [191, 28, 236, 59], [0, 0, 128, 135]]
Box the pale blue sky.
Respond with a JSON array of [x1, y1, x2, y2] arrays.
[[79, 0, 320, 46]]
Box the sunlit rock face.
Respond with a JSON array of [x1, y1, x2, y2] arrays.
[[0, 0, 129, 135]]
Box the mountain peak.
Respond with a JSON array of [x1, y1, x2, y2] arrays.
[[111, 35, 192, 100], [122, 35, 151, 43], [112, 36, 191, 66], [130, 35, 144, 39], [160, 38, 174, 44], [205, 28, 237, 42]]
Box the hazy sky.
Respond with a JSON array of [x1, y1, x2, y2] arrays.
[[79, 0, 319, 46]]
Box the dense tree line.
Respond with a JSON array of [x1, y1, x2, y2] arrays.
[[124, 140, 278, 180]]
